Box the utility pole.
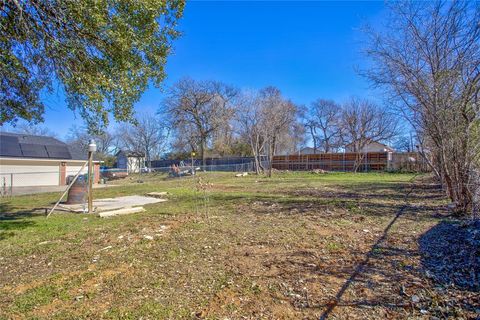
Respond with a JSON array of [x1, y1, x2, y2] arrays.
[[88, 139, 97, 213]]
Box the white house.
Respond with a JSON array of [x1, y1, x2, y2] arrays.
[[0, 132, 101, 188], [116, 150, 145, 173], [298, 147, 317, 155], [345, 141, 394, 153]]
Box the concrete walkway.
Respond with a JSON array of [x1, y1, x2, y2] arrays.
[[56, 195, 166, 213]]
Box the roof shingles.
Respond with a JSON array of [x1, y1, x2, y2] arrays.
[[0, 132, 91, 160]]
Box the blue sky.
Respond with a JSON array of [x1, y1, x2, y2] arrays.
[[5, 1, 387, 138]]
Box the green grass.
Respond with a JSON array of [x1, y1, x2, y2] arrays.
[[0, 171, 415, 245], [13, 284, 69, 313], [1, 171, 444, 319]]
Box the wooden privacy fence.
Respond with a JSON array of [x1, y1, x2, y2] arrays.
[[390, 152, 429, 172], [272, 152, 390, 171]]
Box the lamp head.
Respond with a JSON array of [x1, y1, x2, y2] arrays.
[[88, 139, 97, 153]]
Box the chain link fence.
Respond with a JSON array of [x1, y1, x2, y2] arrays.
[[0, 155, 430, 198], [151, 161, 256, 173], [0, 163, 257, 197], [3, 163, 478, 218], [1, 169, 90, 197]]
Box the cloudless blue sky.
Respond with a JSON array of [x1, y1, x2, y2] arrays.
[[4, 1, 387, 138]]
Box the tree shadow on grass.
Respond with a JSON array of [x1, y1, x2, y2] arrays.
[[419, 220, 480, 292], [0, 202, 38, 241], [208, 179, 447, 223], [314, 203, 411, 319], [0, 220, 36, 240], [226, 180, 451, 318], [0, 202, 46, 219], [227, 201, 426, 318], [217, 191, 447, 222]]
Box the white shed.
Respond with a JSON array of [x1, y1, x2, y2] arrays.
[[116, 150, 145, 173]]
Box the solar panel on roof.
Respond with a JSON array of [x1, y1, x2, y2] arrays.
[[20, 143, 49, 158], [45, 145, 72, 159], [0, 135, 22, 157]]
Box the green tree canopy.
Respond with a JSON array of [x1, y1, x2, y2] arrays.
[[1, 0, 184, 130]]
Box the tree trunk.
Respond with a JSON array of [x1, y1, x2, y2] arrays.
[[353, 153, 365, 173], [200, 137, 207, 167], [249, 134, 262, 175], [146, 149, 151, 169], [309, 127, 317, 154], [267, 135, 276, 177], [323, 128, 330, 153], [251, 142, 260, 174], [253, 150, 261, 174]]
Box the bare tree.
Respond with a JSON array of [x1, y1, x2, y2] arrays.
[[11, 123, 58, 138], [236, 88, 300, 175], [117, 112, 169, 168], [364, 1, 480, 213], [67, 125, 117, 155], [393, 135, 414, 153], [301, 106, 319, 154], [259, 87, 298, 177], [170, 121, 199, 157], [340, 97, 399, 171], [304, 99, 343, 153], [211, 119, 235, 157], [67, 126, 93, 158], [235, 90, 266, 174], [162, 78, 238, 165], [275, 121, 305, 155]]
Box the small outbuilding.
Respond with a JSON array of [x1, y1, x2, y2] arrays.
[[115, 150, 145, 173], [0, 132, 101, 187]]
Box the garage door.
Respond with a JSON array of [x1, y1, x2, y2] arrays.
[[1, 163, 60, 187]]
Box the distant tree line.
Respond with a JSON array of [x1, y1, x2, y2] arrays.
[[64, 113, 169, 168], [158, 78, 400, 175], [9, 80, 402, 175]]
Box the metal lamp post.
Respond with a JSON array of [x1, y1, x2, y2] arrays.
[[88, 139, 97, 213], [191, 152, 196, 175]]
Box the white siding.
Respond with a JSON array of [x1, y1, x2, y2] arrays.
[[299, 147, 316, 155], [66, 162, 88, 177], [346, 142, 393, 153], [116, 152, 144, 172], [127, 157, 144, 173], [0, 160, 59, 187], [0, 159, 90, 187]]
